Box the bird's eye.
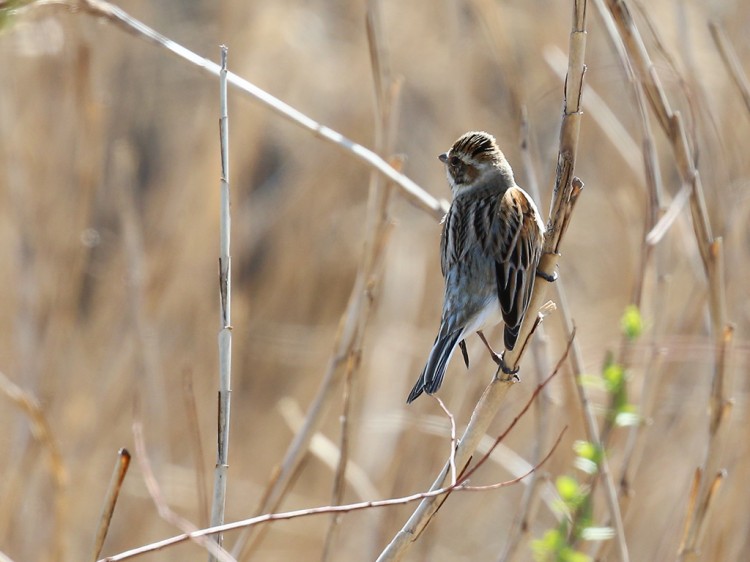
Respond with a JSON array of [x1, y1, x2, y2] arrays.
[[449, 156, 461, 167]]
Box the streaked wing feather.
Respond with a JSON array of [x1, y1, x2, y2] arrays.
[[490, 187, 541, 349]]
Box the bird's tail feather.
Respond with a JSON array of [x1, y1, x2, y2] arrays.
[[504, 324, 520, 351], [407, 329, 462, 403]]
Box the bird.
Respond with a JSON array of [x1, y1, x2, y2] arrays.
[[407, 131, 547, 403]]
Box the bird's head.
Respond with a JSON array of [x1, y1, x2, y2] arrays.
[[438, 131, 514, 196]]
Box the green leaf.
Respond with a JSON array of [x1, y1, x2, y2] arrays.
[[602, 362, 624, 392], [563, 550, 592, 562], [556, 475, 580, 503], [621, 305, 643, 340], [573, 440, 598, 461], [578, 373, 605, 390], [531, 529, 564, 560], [581, 526, 616, 541], [574, 456, 599, 475], [614, 410, 641, 427]]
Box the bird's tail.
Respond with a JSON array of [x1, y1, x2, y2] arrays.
[[504, 324, 520, 351], [407, 329, 462, 403]]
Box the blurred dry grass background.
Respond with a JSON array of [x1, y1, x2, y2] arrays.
[[0, 1, 749, 560]]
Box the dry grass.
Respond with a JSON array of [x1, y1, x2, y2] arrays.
[[0, 1, 748, 561]]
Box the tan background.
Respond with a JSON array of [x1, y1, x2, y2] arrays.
[[0, 1, 748, 560]]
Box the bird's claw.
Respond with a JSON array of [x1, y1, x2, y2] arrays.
[[497, 352, 520, 381], [536, 268, 557, 283]]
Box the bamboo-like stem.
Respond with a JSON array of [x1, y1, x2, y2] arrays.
[[601, 1, 733, 557], [376, 3, 589, 560], [0, 370, 69, 561], [209, 46, 232, 560], [709, 21, 750, 116], [32, 0, 447, 219], [500, 109, 555, 562], [233, 44, 403, 562], [101, 363, 568, 562], [91, 449, 131, 562], [183, 371, 210, 528], [602, 53, 668, 552], [131, 418, 235, 562], [321, 4, 399, 559]]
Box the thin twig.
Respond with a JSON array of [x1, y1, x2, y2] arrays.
[[33, 0, 447, 219], [277, 398, 380, 501], [131, 418, 235, 562], [709, 21, 750, 115], [91, 448, 131, 562], [0, 370, 69, 561], [602, 1, 733, 557], [234, 84, 403, 562], [585, 8, 668, 560], [433, 395, 458, 486], [375, 3, 589, 559], [101, 384, 567, 562], [182, 370, 210, 528], [460, 429, 567, 492], [210, 45, 232, 561], [320, 7, 399, 559], [501, 108, 557, 562]]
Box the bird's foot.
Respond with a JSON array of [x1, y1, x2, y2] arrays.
[[498, 353, 519, 375], [536, 268, 558, 283], [477, 330, 502, 365], [497, 352, 520, 382]]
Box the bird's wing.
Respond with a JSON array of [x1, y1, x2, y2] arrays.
[[440, 194, 471, 276], [489, 187, 543, 349]]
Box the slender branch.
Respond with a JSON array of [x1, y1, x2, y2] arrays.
[[210, 45, 232, 561], [91, 448, 131, 562], [31, 0, 447, 219], [131, 419, 235, 562], [233, 56, 403, 562], [433, 395, 458, 486], [601, 1, 733, 557], [709, 21, 750, 116], [375, 4, 588, 560], [182, 370, 210, 528], [0, 370, 69, 561], [100, 385, 567, 562], [321, 7, 399, 559]]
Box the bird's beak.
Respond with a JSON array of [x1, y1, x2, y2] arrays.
[[438, 152, 448, 163]]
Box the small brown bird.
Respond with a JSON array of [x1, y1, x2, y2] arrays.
[[407, 131, 547, 403]]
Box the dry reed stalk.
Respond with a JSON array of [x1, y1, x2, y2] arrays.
[[102, 437, 564, 561], [0, 370, 69, 561], [552, 275, 630, 562], [602, 1, 733, 557], [500, 109, 556, 562], [128, 418, 235, 562], [91, 449, 130, 562], [233, 198, 396, 559], [100, 363, 568, 561], [583, 0, 666, 452], [376, 2, 591, 560], [28, 0, 447, 219], [233, 33, 403, 562], [182, 370, 210, 528], [321, 6, 401, 558], [709, 22, 750, 116], [578, 8, 670, 559], [209, 45, 232, 561], [546, 25, 650, 557], [277, 398, 380, 501]]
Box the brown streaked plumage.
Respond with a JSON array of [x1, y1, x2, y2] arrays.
[[407, 131, 545, 403]]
